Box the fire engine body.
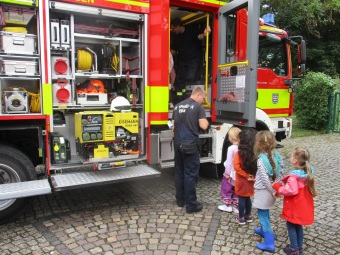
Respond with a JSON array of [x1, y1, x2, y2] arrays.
[[0, 0, 305, 223]]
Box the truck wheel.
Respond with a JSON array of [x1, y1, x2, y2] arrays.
[[0, 145, 36, 224]]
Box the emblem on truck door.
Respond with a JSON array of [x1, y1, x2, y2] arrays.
[[272, 93, 279, 104]]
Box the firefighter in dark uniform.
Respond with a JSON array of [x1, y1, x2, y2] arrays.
[[171, 87, 209, 213], [170, 18, 211, 105]]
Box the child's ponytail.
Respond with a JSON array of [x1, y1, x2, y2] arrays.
[[294, 147, 317, 197], [305, 162, 317, 197], [267, 150, 276, 181], [254, 131, 277, 181]]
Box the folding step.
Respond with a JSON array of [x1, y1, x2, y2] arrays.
[[159, 133, 213, 143], [199, 133, 213, 139], [0, 179, 51, 200], [159, 156, 215, 169], [50, 164, 160, 191]]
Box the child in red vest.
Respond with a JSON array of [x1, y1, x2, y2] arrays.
[[273, 147, 317, 255], [233, 128, 257, 225]]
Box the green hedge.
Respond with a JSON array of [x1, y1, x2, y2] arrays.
[[294, 72, 337, 130]]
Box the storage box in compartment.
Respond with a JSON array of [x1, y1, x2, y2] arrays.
[[0, 32, 37, 54], [0, 60, 38, 76]]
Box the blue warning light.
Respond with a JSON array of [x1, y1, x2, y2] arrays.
[[263, 13, 275, 25]]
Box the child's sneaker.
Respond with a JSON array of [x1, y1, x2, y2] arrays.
[[232, 205, 239, 214], [235, 216, 246, 225], [283, 245, 299, 255], [245, 215, 253, 223], [218, 204, 232, 212]]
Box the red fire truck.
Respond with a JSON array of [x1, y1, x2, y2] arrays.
[[0, 0, 305, 223]]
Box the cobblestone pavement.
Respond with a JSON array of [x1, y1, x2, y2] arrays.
[[0, 133, 339, 255]]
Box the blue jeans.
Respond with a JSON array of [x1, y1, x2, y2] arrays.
[[286, 221, 304, 250], [174, 143, 200, 211], [257, 209, 273, 233], [238, 196, 252, 218]]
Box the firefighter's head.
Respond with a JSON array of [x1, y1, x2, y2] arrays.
[[171, 18, 184, 34], [191, 87, 206, 105]]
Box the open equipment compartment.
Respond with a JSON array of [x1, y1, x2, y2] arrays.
[[0, 3, 41, 115], [49, 1, 146, 167]]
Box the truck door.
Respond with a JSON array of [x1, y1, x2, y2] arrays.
[[214, 0, 260, 127]]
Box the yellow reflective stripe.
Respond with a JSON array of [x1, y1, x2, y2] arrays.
[[260, 25, 284, 34], [150, 120, 168, 125], [145, 86, 150, 113], [42, 83, 52, 115], [150, 86, 169, 112], [218, 60, 248, 69], [146, 86, 169, 113], [105, 0, 149, 8], [199, 0, 227, 6], [1, 0, 38, 6], [268, 113, 289, 117], [256, 89, 290, 109]]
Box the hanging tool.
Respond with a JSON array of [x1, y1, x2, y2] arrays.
[[111, 46, 119, 72]]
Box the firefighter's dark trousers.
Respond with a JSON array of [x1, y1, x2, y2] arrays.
[[174, 143, 200, 212]]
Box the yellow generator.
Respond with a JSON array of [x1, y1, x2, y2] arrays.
[[75, 111, 113, 143], [74, 111, 139, 162]]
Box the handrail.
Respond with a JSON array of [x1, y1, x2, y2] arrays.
[[203, 14, 211, 108]]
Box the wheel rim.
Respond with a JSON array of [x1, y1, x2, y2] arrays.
[[0, 163, 21, 211]]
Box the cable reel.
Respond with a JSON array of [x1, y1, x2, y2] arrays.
[[77, 48, 98, 73]]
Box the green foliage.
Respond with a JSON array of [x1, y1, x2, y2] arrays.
[[294, 72, 336, 130], [261, 0, 340, 38], [305, 42, 340, 77], [261, 1, 340, 77]]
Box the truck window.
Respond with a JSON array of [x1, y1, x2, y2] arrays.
[[225, 14, 236, 63], [258, 38, 287, 76]]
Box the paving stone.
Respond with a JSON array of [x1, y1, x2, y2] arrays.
[[0, 133, 339, 254]]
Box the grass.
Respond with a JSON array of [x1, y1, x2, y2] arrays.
[[291, 114, 326, 138]]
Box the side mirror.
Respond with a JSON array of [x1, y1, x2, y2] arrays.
[[296, 63, 306, 75], [298, 40, 306, 63], [266, 33, 281, 42]]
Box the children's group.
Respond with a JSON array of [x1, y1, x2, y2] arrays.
[[218, 129, 317, 255]]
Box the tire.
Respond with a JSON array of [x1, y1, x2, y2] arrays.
[[0, 145, 36, 224]]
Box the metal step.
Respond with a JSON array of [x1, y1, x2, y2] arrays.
[[50, 164, 160, 191], [199, 133, 213, 139], [160, 137, 172, 142], [159, 133, 213, 143], [0, 179, 51, 200], [159, 156, 215, 169]]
